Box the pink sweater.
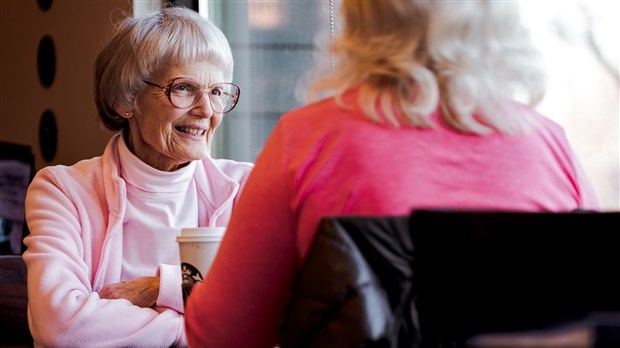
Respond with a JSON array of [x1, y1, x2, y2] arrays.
[[185, 94, 599, 347], [24, 133, 253, 347]]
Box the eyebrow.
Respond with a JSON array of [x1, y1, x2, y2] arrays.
[[170, 77, 226, 86]]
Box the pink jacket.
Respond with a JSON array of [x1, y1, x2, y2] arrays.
[[24, 133, 253, 347], [186, 94, 599, 347]]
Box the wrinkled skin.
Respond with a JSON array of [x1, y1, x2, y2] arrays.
[[99, 276, 160, 308]]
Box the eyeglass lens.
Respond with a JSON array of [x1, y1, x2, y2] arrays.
[[169, 79, 238, 112]]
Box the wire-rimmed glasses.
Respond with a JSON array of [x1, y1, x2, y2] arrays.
[[143, 78, 240, 113]]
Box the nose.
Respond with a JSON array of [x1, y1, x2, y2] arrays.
[[191, 93, 215, 118]]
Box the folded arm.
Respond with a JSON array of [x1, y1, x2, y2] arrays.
[[24, 168, 186, 347]]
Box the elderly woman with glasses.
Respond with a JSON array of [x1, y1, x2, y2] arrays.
[[23, 6, 251, 347]]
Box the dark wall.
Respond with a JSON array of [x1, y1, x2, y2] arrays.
[[0, 1, 129, 171]]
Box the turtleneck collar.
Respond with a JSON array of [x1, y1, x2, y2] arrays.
[[118, 135, 196, 194]]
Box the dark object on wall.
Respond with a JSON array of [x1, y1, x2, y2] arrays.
[[0, 255, 33, 347], [0, 142, 34, 255], [37, 35, 56, 88], [37, 0, 53, 12], [39, 110, 57, 162]]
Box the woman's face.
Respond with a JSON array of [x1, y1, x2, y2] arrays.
[[126, 60, 226, 171]]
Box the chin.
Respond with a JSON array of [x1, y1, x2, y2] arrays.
[[192, 148, 210, 160]]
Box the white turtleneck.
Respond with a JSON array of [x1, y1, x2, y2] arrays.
[[118, 137, 199, 281]]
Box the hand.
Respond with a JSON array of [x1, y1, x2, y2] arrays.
[[98, 276, 160, 308]]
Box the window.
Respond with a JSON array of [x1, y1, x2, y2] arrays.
[[206, 1, 335, 162], [519, 1, 619, 210]]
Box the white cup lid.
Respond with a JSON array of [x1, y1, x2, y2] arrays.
[[178, 227, 226, 238]]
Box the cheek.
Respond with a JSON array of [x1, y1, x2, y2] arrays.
[[154, 110, 184, 136], [145, 114, 173, 137], [211, 114, 224, 129], [136, 100, 176, 133]]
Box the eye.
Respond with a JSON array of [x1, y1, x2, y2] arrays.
[[210, 86, 223, 97], [171, 80, 199, 97]]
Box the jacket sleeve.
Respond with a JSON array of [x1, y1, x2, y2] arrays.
[[157, 263, 184, 313], [24, 168, 187, 348]]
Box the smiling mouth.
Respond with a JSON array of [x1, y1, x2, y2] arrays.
[[177, 126, 206, 136]]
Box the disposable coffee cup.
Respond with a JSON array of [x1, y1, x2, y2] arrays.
[[177, 227, 226, 304]]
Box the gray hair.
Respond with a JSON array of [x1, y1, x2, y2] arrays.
[[306, 0, 546, 135], [94, 6, 234, 131]]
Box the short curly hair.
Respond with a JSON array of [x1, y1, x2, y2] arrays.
[[93, 6, 234, 132]]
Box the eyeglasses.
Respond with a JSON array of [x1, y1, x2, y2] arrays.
[[143, 78, 240, 113]]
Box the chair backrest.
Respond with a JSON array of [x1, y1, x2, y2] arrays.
[[279, 215, 419, 348], [0, 255, 32, 347], [281, 210, 620, 348], [409, 209, 620, 347], [0, 141, 35, 255]]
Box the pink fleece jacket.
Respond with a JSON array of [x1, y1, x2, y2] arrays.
[[185, 94, 599, 347], [24, 133, 253, 347]]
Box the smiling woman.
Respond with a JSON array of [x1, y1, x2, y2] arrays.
[[22, 6, 253, 347]]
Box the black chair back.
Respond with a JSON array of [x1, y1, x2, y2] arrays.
[[280, 210, 620, 348], [410, 209, 620, 347]]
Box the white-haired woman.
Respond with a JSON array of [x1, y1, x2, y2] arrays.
[[24, 6, 252, 347]]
